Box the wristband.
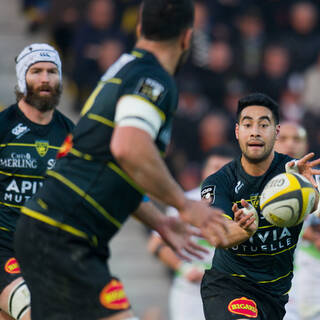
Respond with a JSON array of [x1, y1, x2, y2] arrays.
[[285, 160, 299, 174]]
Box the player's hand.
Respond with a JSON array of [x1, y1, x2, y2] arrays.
[[287, 153, 320, 188], [158, 216, 208, 261], [233, 200, 258, 236], [179, 199, 229, 248]]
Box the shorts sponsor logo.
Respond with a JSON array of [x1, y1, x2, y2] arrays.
[[228, 297, 258, 318], [35, 140, 49, 157], [4, 258, 21, 274], [100, 279, 130, 310]]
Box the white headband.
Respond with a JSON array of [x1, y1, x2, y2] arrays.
[[15, 43, 62, 95]]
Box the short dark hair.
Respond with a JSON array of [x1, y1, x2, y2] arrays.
[[236, 93, 280, 124], [141, 0, 194, 41]]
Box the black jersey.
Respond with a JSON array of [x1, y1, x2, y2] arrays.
[[201, 152, 300, 296], [0, 104, 74, 236], [22, 48, 178, 247]]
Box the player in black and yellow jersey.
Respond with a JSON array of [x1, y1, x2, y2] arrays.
[[14, 1, 228, 320], [200, 93, 320, 320], [0, 44, 73, 320]]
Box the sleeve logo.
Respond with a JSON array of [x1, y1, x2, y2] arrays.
[[4, 258, 21, 274], [135, 78, 165, 103], [201, 186, 216, 204]]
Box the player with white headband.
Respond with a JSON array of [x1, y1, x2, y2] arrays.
[[0, 43, 74, 320]]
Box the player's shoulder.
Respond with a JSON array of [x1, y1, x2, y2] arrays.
[[201, 160, 235, 191], [53, 110, 75, 131], [272, 152, 293, 171]]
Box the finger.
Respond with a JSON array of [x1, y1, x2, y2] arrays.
[[232, 203, 238, 213], [209, 224, 228, 247], [240, 199, 249, 208], [189, 241, 210, 253], [176, 250, 192, 262], [299, 152, 315, 164], [309, 160, 320, 168], [310, 169, 320, 175], [287, 161, 295, 167], [184, 246, 205, 259]]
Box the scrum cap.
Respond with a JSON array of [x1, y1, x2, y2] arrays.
[[15, 43, 62, 95]]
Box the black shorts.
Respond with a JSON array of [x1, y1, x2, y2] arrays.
[[14, 215, 132, 320], [0, 242, 22, 293], [201, 269, 288, 320]]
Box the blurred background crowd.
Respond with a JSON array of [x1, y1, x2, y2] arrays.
[[20, 0, 320, 191]]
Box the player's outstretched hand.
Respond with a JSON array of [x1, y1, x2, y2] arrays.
[[158, 216, 208, 261], [179, 199, 228, 248], [287, 152, 320, 188], [233, 199, 258, 236]]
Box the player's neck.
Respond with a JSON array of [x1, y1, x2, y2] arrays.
[[135, 38, 181, 75], [18, 99, 54, 125], [241, 152, 275, 177]]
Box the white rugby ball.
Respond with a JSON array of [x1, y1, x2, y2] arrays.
[[260, 172, 316, 227]]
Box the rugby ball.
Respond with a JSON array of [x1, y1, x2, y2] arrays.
[[260, 172, 316, 227]]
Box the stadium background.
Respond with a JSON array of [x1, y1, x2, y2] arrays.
[[1, 0, 320, 319]]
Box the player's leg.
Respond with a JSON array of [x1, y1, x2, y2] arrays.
[[0, 277, 30, 320]]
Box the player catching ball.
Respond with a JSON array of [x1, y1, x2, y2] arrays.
[[200, 93, 320, 320]]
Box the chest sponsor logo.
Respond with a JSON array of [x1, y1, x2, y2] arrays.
[[35, 140, 49, 157], [228, 297, 258, 318], [232, 226, 294, 253], [11, 123, 30, 139], [201, 186, 215, 204], [0, 153, 37, 169], [136, 78, 165, 103], [235, 180, 244, 194], [99, 279, 130, 310], [4, 179, 43, 204], [4, 258, 21, 274]]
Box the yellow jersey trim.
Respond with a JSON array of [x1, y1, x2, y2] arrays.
[[223, 214, 232, 220], [87, 113, 115, 128], [103, 78, 122, 85], [231, 270, 293, 284], [0, 170, 44, 179], [69, 148, 93, 161], [0, 201, 22, 208], [107, 161, 144, 194], [46, 170, 122, 228], [131, 50, 143, 58], [0, 143, 59, 150], [123, 94, 166, 122], [21, 206, 89, 240], [0, 226, 10, 232]]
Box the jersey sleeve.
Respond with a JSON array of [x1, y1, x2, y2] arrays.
[[115, 68, 176, 139], [201, 170, 234, 220]]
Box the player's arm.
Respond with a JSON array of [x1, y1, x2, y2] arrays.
[[201, 174, 258, 248], [132, 200, 207, 260], [110, 95, 228, 246]]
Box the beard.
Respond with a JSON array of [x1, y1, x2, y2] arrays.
[[242, 144, 274, 164], [24, 83, 62, 112]]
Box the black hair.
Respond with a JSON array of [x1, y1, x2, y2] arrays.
[[236, 93, 280, 124], [141, 0, 194, 41]]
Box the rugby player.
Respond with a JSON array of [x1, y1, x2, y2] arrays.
[[14, 1, 228, 319], [0, 43, 74, 320], [200, 93, 320, 320]]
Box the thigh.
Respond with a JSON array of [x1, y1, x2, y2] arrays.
[[15, 216, 132, 320]]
